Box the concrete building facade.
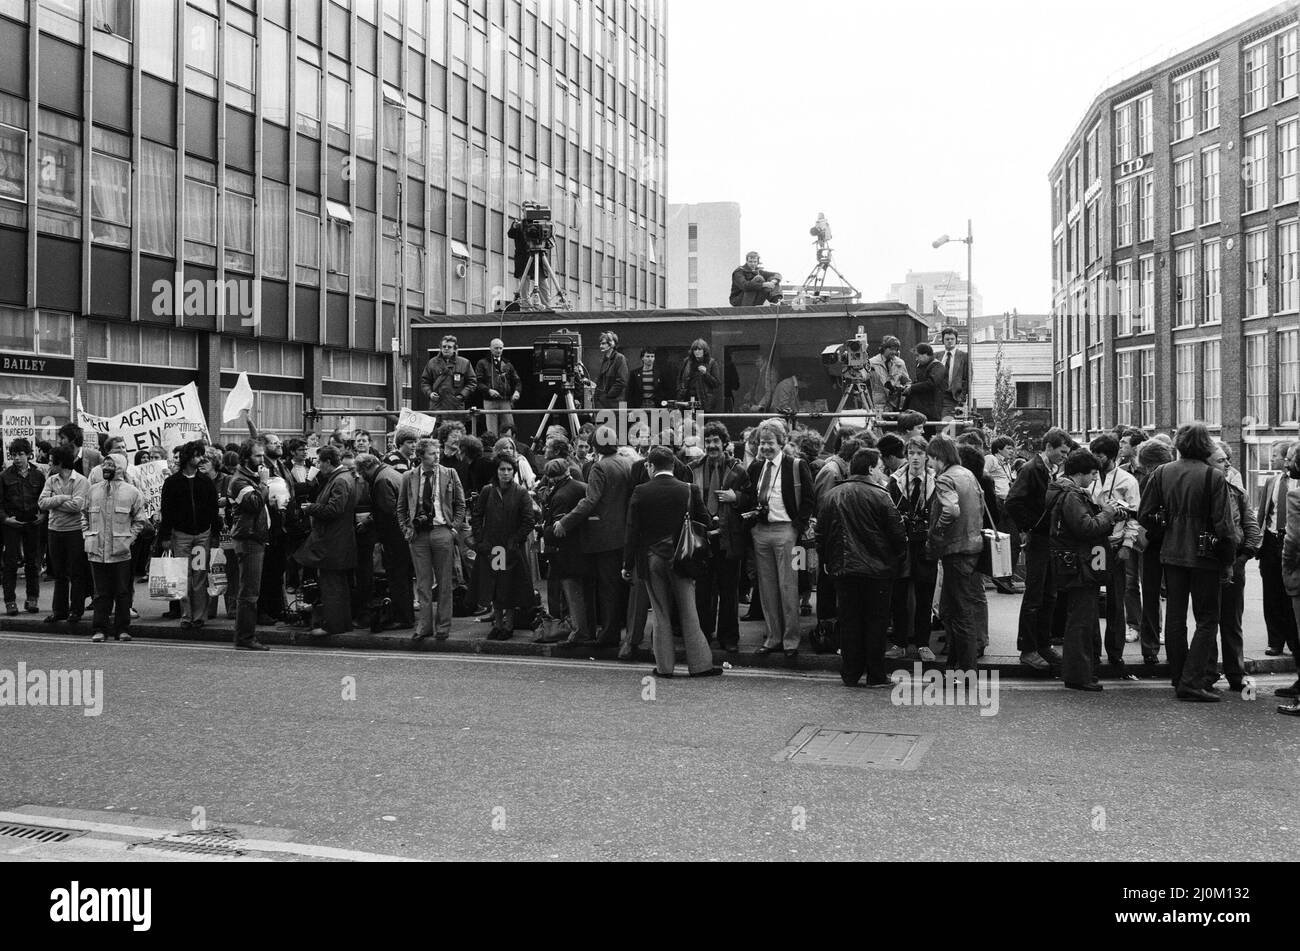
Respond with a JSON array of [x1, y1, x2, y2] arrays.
[[665, 200, 740, 309]]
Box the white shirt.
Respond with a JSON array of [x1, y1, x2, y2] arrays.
[[1270, 474, 1291, 535], [758, 457, 790, 524], [418, 467, 445, 526]]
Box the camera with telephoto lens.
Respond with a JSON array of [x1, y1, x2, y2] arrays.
[[741, 503, 770, 525]]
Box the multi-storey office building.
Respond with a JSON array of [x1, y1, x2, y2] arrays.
[[1049, 2, 1298, 484], [0, 0, 667, 444]]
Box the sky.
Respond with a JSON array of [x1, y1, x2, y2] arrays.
[[665, 0, 1282, 317]]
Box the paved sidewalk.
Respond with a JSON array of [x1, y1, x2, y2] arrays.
[[3, 569, 1294, 679]]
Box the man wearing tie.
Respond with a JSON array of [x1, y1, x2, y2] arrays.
[[938, 327, 970, 419], [1259, 441, 1299, 659], [398, 437, 466, 643]]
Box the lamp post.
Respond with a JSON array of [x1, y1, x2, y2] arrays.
[[932, 220, 974, 418]]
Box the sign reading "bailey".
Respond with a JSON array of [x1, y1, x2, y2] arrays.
[[0, 352, 75, 377]]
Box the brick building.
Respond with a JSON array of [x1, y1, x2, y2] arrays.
[[1049, 2, 1298, 485]]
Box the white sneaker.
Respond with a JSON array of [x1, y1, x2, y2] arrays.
[[917, 647, 937, 662], [1126, 627, 1139, 643], [884, 645, 906, 660], [129, 608, 140, 619]]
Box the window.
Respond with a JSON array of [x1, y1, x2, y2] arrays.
[[1246, 334, 1269, 426], [1117, 260, 1133, 335], [36, 110, 81, 238], [137, 142, 175, 256], [297, 59, 322, 138], [1175, 343, 1196, 425], [1137, 256, 1154, 334], [1116, 351, 1136, 425], [687, 223, 698, 251], [296, 193, 321, 286], [327, 67, 351, 142], [185, 6, 218, 96], [38, 0, 82, 43], [0, 95, 25, 214], [1199, 65, 1219, 131], [1279, 28, 1298, 102], [1244, 129, 1269, 212], [1069, 366, 1082, 434], [226, 26, 256, 111], [1281, 330, 1300, 425], [90, 130, 131, 248], [1174, 247, 1195, 327], [1172, 76, 1195, 141], [86, 323, 197, 367], [1246, 229, 1269, 318], [1089, 356, 1103, 431], [263, 23, 290, 126], [1280, 220, 1299, 312], [1202, 340, 1221, 426], [354, 210, 376, 297], [1173, 156, 1194, 231], [261, 180, 290, 279], [1280, 119, 1298, 205], [1115, 180, 1133, 247], [1201, 147, 1220, 222], [1114, 102, 1133, 164], [326, 204, 351, 292], [92, 0, 132, 39], [224, 169, 254, 273], [218, 390, 304, 434], [140, 0, 176, 79], [219, 339, 303, 376], [1140, 349, 1155, 428], [1136, 94, 1152, 155], [1244, 42, 1269, 114], [183, 158, 216, 265], [0, 307, 72, 356], [1202, 240, 1221, 324], [1138, 173, 1154, 242], [356, 71, 377, 160]]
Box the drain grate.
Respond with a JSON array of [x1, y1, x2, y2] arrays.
[[130, 827, 248, 858], [0, 822, 84, 844], [774, 726, 933, 771]]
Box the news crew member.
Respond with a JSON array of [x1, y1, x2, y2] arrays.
[[867, 337, 910, 413], [591, 332, 629, 411], [399, 437, 466, 643], [476, 339, 522, 434], [690, 422, 751, 652], [629, 348, 673, 410], [677, 339, 721, 412], [730, 252, 782, 307], [421, 335, 477, 412]]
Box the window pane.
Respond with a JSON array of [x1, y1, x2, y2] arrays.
[[224, 191, 254, 271], [297, 60, 321, 137], [0, 123, 27, 204], [261, 180, 289, 278], [90, 153, 131, 247], [263, 23, 290, 125], [139, 142, 175, 256]]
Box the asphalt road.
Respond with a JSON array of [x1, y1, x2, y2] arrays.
[[2, 631, 1297, 861]]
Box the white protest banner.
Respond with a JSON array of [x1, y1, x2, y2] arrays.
[[128, 459, 170, 522], [78, 382, 211, 455], [2, 408, 36, 463], [397, 408, 437, 436]]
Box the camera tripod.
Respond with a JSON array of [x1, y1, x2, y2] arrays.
[[801, 238, 861, 301], [515, 248, 571, 312], [533, 377, 584, 445], [826, 374, 876, 446]]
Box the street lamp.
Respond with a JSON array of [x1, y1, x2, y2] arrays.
[[931, 219, 974, 333]]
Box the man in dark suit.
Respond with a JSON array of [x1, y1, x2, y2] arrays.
[[902, 344, 949, 423], [555, 427, 632, 646], [938, 327, 970, 418], [1259, 440, 1300, 658], [623, 443, 691, 656], [690, 422, 752, 652], [623, 446, 719, 678], [356, 454, 413, 631], [1005, 427, 1072, 672]]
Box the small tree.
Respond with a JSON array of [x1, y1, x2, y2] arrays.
[[991, 339, 1026, 445]]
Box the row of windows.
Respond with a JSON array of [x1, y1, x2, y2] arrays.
[[1061, 330, 1300, 434]]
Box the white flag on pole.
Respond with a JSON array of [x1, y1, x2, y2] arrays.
[[222, 371, 255, 423]]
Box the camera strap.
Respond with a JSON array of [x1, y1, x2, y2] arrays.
[[1200, 464, 1215, 541]]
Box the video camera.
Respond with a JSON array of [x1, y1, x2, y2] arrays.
[[533, 328, 585, 385], [821, 326, 870, 383], [519, 201, 554, 251]]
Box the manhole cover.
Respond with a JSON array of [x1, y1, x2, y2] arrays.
[[774, 726, 933, 771], [130, 827, 248, 858], [0, 822, 84, 844]]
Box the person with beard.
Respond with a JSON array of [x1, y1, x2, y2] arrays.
[[156, 440, 220, 631], [294, 446, 357, 639], [676, 339, 721, 412], [420, 335, 477, 413], [689, 422, 751, 653], [1047, 451, 1118, 691], [228, 439, 272, 651], [816, 448, 907, 687]]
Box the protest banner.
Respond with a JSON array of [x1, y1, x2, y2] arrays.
[[78, 382, 211, 455], [1, 408, 35, 464], [128, 459, 170, 522], [397, 408, 437, 436]]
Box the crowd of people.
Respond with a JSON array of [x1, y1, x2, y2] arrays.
[[2, 370, 1298, 716]]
